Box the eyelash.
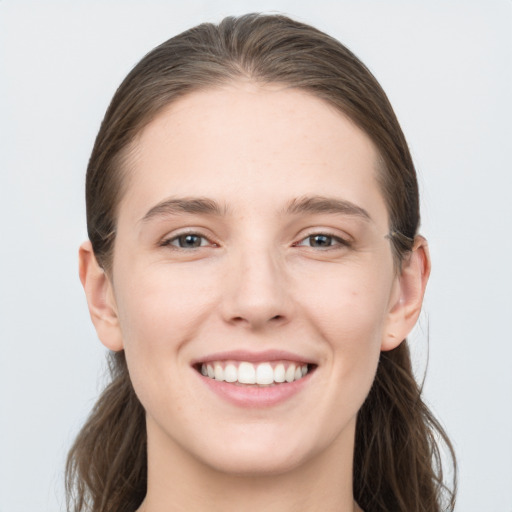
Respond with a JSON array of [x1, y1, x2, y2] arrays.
[[293, 233, 351, 250], [160, 231, 351, 251], [160, 232, 216, 250]]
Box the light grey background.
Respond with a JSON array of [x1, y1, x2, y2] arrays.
[[1, 1, 511, 511]]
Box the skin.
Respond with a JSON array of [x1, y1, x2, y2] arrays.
[[80, 83, 430, 512]]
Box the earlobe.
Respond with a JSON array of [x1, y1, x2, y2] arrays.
[[79, 241, 124, 351], [381, 236, 431, 351]]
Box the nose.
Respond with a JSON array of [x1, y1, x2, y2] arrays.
[[220, 246, 292, 330]]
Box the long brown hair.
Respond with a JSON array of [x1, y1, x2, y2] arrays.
[[67, 13, 456, 512]]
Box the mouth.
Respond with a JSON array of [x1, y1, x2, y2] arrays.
[[194, 360, 316, 386], [192, 350, 317, 407]]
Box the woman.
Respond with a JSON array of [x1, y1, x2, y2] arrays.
[[67, 13, 456, 512]]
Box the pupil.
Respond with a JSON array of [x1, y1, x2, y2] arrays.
[[311, 235, 331, 247], [180, 234, 201, 248]]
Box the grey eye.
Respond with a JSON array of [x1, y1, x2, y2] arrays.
[[172, 234, 207, 248], [307, 234, 333, 247], [295, 233, 348, 249]]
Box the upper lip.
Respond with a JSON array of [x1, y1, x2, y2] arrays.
[[191, 349, 316, 366]]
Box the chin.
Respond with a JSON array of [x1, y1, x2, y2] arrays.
[[187, 422, 330, 478], [200, 444, 309, 477]]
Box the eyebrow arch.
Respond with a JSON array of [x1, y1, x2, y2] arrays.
[[140, 197, 227, 223], [283, 195, 372, 221], [140, 194, 371, 223]]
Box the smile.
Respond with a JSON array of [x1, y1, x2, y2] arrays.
[[193, 351, 317, 407], [199, 361, 311, 386]]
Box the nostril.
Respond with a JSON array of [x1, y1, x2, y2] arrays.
[[230, 314, 284, 325]]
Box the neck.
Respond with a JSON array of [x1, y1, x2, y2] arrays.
[[139, 417, 361, 512]]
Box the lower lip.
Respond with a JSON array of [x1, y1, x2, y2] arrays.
[[198, 372, 312, 408]]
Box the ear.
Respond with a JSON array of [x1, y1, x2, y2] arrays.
[[79, 241, 124, 351], [381, 236, 431, 351]]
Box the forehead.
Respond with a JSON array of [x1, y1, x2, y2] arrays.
[[120, 83, 387, 226]]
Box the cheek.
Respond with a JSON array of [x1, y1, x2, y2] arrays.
[[112, 264, 219, 416], [298, 261, 393, 342], [295, 261, 393, 391], [113, 261, 220, 356]]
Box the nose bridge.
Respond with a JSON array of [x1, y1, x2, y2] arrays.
[[222, 239, 290, 328]]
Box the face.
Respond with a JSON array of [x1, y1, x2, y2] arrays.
[[103, 84, 405, 475]]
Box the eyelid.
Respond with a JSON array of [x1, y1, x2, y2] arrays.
[[159, 228, 219, 249], [293, 228, 353, 248], [157, 227, 353, 251]]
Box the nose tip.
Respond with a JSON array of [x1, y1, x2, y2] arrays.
[[221, 254, 292, 330]]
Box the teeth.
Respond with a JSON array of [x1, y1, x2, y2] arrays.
[[274, 363, 285, 383], [256, 363, 274, 385], [238, 362, 256, 384], [200, 361, 310, 385], [224, 363, 237, 383], [214, 363, 224, 381]]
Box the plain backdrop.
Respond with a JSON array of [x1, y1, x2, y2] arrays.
[[1, 1, 511, 511]]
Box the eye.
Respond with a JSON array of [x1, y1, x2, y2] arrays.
[[295, 233, 349, 249], [162, 233, 212, 249]]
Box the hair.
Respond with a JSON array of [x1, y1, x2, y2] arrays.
[[67, 13, 456, 512]]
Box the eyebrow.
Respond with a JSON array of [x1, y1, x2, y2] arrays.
[[283, 195, 372, 221], [140, 194, 371, 223], [140, 197, 228, 223]]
